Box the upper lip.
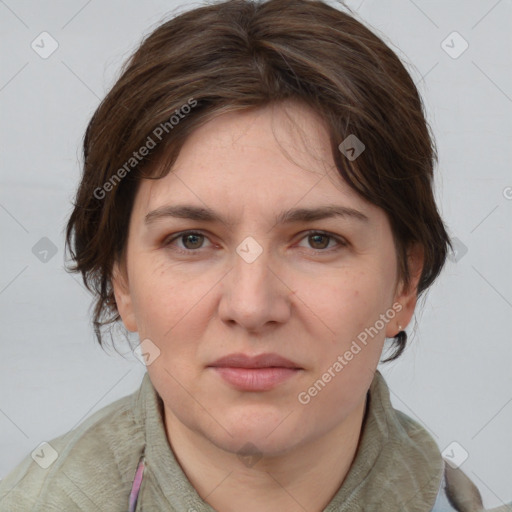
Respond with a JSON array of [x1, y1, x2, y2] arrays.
[[208, 353, 302, 369]]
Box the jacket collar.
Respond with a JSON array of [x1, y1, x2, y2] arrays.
[[132, 370, 443, 511]]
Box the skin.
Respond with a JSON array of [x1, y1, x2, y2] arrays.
[[113, 100, 423, 512]]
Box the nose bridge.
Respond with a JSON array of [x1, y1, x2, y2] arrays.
[[232, 234, 274, 299], [218, 234, 291, 329]]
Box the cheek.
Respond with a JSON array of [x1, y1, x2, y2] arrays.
[[293, 272, 391, 411], [295, 265, 394, 337], [128, 258, 215, 343], [128, 261, 181, 335]]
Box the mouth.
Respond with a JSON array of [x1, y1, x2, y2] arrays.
[[209, 367, 302, 391], [207, 352, 303, 392]]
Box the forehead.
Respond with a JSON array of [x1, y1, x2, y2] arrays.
[[133, 101, 373, 220]]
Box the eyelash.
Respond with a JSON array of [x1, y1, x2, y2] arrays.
[[163, 230, 348, 256]]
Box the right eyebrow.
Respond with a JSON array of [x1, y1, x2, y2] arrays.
[[144, 203, 370, 227]]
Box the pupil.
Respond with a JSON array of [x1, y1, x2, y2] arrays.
[[185, 234, 202, 249], [311, 234, 328, 249]]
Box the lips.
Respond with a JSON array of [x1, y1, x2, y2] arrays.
[[208, 353, 303, 391], [208, 352, 302, 370]]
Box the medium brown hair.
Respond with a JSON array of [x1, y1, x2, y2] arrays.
[[65, 0, 452, 362]]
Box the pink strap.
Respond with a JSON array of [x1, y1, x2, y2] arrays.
[[128, 456, 145, 512]]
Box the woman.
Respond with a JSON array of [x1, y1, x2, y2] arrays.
[[0, 0, 509, 510]]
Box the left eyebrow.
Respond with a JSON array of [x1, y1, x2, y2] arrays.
[[275, 205, 369, 224], [144, 204, 370, 226]]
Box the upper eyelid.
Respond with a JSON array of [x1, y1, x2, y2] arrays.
[[165, 230, 347, 249]]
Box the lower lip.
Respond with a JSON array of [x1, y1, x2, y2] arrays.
[[210, 367, 301, 391]]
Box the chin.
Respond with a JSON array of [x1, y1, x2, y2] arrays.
[[203, 411, 310, 458], [212, 430, 302, 460]]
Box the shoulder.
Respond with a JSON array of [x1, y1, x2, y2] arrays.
[[0, 383, 145, 512], [431, 459, 512, 512]]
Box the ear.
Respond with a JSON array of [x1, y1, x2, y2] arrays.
[[385, 242, 424, 338], [112, 259, 138, 332]]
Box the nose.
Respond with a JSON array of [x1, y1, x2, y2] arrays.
[[217, 238, 292, 333]]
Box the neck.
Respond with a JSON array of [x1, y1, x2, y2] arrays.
[[163, 395, 368, 512]]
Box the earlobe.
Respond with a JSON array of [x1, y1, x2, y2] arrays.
[[386, 243, 424, 338], [112, 261, 138, 332]]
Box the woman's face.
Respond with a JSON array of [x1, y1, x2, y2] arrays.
[[113, 100, 420, 457]]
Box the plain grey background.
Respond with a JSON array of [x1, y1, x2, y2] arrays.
[[1, 0, 511, 508]]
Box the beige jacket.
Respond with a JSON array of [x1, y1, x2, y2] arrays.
[[0, 371, 510, 511]]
